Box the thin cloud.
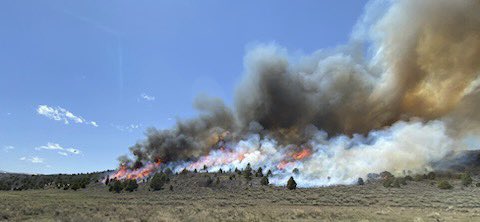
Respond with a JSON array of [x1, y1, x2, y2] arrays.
[[3, 145, 14, 152], [113, 124, 142, 132], [36, 105, 98, 127], [36, 142, 81, 156], [20, 156, 44, 164], [140, 93, 155, 101]]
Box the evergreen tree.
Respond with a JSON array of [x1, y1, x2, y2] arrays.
[[124, 179, 139, 192], [261, 176, 269, 186], [150, 173, 167, 191], [357, 177, 365, 185], [244, 163, 253, 180], [266, 169, 272, 177], [287, 177, 297, 190], [111, 179, 124, 193], [292, 168, 300, 175], [256, 167, 263, 177], [105, 175, 110, 185]]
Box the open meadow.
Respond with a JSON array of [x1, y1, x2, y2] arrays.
[[1, 172, 480, 222]]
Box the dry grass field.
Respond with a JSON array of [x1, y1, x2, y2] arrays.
[[1, 172, 480, 221]]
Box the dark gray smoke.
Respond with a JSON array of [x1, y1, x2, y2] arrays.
[[129, 96, 236, 163], [236, 0, 480, 136], [124, 0, 480, 165]]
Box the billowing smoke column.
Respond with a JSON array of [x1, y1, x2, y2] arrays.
[[113, 0, 480, 187]]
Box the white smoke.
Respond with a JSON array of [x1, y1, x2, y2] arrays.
[[167, 120, 454, 187]]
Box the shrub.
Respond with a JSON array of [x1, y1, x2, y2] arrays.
[[215, 177, 220, 185], [427, 172, 436, 180], [398, 177, 407, 185], [261, 176, 269, 186], [380, 171, 394, 180], [202, 176, 213, 187], [357, 177, 364, 185], [150, 173, 167, 191], [110, 180, 124, 193], [287, 177, 297, 190], [235, 168, 241, 175], [414, 174, 424, 181], [181, 168, 189, 174], [169, 185, 173, 191], [475, 182, 480, 187], [383, 177, 395, 188], [391, 178, 401, 188], [70, 183, 81, 191], [124, 179, 138, 192], [404, 175, 413, 181], [438, 180, 453, 189], [193, 169, 197, 174], [461, 173, 473, 187]]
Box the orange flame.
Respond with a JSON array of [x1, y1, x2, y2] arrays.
[[111, 160, 162, 181], [292, 148, 312, 160]]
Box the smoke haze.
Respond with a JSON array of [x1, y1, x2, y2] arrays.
[[117, 0, 480, 187]]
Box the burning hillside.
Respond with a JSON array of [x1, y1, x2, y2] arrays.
[[112, 0, 480, 187]]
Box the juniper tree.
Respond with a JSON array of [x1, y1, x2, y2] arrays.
[[150, 173, 167, 191], [287, 177, 297, 190], [357, 177, 364, 185], [124, 179, 138, 192], [261, 176, 269, 186], [266, 170, 272, 177], [256, 167, 263, 177], [244, 163, 253, 180]]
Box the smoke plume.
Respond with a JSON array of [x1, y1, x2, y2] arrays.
[[116, 0, 480, 187]]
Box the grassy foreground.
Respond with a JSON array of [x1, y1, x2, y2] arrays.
[[1, 175, 480, 222]]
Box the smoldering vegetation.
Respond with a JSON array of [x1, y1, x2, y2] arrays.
[[120, 0, 480, 187]]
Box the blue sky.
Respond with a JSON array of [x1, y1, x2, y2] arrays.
[[0, 1, 367, 174]]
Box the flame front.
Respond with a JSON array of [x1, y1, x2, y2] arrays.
[[111, 160, 162, 181]]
